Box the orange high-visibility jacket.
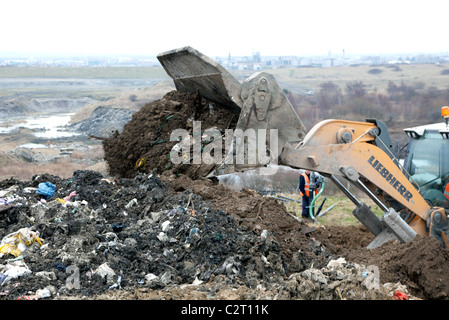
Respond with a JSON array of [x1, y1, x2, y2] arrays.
[[444, 183, 449, 201], [300, 172, 319, 197]]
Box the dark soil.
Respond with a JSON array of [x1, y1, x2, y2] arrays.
[[103, 90, 238, 180]]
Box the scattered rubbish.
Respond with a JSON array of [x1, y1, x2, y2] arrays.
[[161, 220, 170, 232], [125, 198, 138, 209], [187, 228, 200, 242], [0, 186, 18, 198], [23, 187, 37, 194], [0, 260, 32, 284], [157, 232, 169, 242], [95, 263, 116, 285], [108, 274, 122, 290], [36, 271, 56, 281], [393, 290, 409, 300], [15, 286, 54, 300], [16, 295, 38, 300], [54, 263, 67, 272], [112, 223, 126, 232], [55, 191, 78, 207], [0, 228, 43, 258], [36, 287, 52, 299], [36, 182, 56, 199]]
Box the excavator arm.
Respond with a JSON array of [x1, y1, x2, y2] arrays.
[[280, 118, 449, 248]]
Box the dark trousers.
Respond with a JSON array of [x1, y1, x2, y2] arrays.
[[302, 195, 310, 218], [302, 195, 315, 218]]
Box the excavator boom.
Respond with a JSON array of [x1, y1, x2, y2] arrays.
[[280, 119, 440, 247]]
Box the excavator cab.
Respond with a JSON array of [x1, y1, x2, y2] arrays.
[[403, 114, 449, 207]]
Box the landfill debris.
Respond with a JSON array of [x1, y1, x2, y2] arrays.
[[1, 91, 449, 300], [0, 168, 446, 300], [36, 182, 56, 199], [0, 260, 32, 284], [393, 290, 409, 300], [95, 263, 117, 285], [0, 228, 43, 258], [0, 170, 285, 299]]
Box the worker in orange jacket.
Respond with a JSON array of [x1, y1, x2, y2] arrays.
[[299, 170, 320, 219]]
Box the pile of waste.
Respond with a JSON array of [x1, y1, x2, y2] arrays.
[[0, 170, 413, 300]]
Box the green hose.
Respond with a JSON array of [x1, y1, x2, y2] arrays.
[[310, 178, 325, 222]]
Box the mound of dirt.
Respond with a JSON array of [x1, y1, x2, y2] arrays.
[[316, 227, 449, 299], [164, 173, 449, 300], [103, 90, 238, 180]]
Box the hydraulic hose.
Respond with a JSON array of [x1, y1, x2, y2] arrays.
[[310, 178, 325, 223]]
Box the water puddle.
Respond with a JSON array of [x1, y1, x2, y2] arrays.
[[0, 113, 80, 138]]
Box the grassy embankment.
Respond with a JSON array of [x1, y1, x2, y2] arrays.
[[0, 66, 170, 99], [281, 193, 384, 227], [260, 63, 449, 94], [0, 66, 167, 79]]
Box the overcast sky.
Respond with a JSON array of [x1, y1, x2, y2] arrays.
[[2, 0, 448, 58]]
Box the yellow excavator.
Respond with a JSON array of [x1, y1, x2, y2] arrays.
[[157, 46, 449, 249]]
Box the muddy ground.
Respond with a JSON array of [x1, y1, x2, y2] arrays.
[[1, 90, 449, 301]]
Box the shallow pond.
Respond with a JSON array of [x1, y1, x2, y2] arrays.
[[0, 113, 80, 138]]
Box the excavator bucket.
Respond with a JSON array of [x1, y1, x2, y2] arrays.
[[157, 46, 307, 175], [157, 46, 242, 114]]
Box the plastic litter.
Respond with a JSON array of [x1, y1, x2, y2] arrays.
[[157, 232, 169, 242], [95, 263, 116, 285], [393, 290, 409, 300], [0, 186, 18, 198], [16, 295, 38, 300], [0, 228, 43, 258], [108, 275, 122, 290], [55, 191, 78, 206], [36, 287, 52, 299], [54, 263, 67, 271], [187, 228, 200, 242], [189, 228, 199, 237], [261, 230, 268, 238], [145, 273, 159, 286], [112, 223, 126, 232], [16, 286, 54, 300], [161, 220, 170, 231], [125, 198, 138, 209], [36, 182, 56, 199], [0, 260, 32, 284], [64, 191, 77, 202]]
